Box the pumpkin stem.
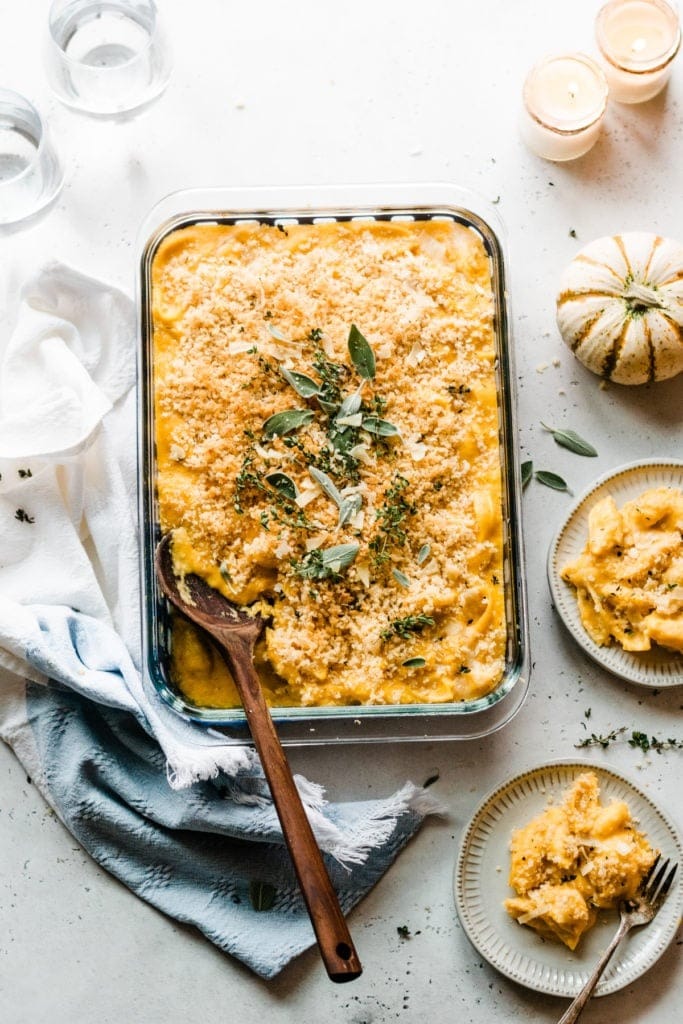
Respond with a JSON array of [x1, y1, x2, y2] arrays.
[[623, 281, 666, 314]]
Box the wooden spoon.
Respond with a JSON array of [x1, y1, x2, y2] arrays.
[[155, 533, 362, 983]]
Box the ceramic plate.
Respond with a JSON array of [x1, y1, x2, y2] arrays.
[[548, 459, 683, 687], [454, 761, 682, 997]]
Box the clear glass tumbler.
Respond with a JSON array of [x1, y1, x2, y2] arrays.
[[0, 90, 63, 226], [45, 0, 172, 117]]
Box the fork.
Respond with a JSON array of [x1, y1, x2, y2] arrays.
[[557, 856, 678, 1024]]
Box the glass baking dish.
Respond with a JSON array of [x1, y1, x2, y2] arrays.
[[137, 183, 529, 745]]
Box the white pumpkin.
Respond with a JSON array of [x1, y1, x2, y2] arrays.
[[556, 232, 683, 385]]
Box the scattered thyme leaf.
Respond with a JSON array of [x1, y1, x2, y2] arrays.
[[569, 228, 577, 238], [541, 423, 598, 457], [535, 470, 569, 492], [423, 772, 440, 788], [402, 656, 426, 668], [458, 665, 471, 674], [14, 509, 34, 524], [397, 925, 411, 940], [18, 468, 32, 478]]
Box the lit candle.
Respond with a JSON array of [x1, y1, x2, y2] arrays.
[[519, 54, 609, 161], [596, 0, 681, 103]]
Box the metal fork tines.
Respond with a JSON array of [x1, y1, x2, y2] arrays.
[[558, 855, 679, 1024]]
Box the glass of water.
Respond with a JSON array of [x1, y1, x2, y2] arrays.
[[45, 0, 172, 117], [0, 90, 63, 226]]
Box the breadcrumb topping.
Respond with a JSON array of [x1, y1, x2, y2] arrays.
[[152, 219, 506, 708]]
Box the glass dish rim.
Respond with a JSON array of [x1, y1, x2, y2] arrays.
[[136, 183, 530, 742]]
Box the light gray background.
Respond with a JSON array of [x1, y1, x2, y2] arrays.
[[1, 2, 681, 1022]]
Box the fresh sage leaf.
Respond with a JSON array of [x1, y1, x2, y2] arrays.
[[521, 460, 533, 488], [348, 324, 376, 380], [265, 471, 298, 501], [402, 657, 426, 668], [362, 416, 400, 437], [335, 412, 363, 428], [280, 367, 321, 398], [308, 466, 343, 507], [337, 390, 363, 418], [541, 422, 598, 457], [249, 880, 277, 912], [417, 543, 431, 565], [322, 543, 360, 574], [535, 470, 569, 492], [338, 494, 362, 527], [392, 569, 411, 588], [262, 409, 314, 436]]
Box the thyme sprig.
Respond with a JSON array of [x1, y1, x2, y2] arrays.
[[575, 727, 683, 753], [380, 613, 435, 642], [370, 474, 417, 567]]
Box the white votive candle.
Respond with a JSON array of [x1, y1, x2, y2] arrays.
[[596, 0, 681, 102], [519, 54, 609, 161]]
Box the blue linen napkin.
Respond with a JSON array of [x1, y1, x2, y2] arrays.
[[0, 265, 440, 978]]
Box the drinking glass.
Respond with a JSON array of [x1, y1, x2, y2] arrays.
[[0, 90, 63, 226], [45, 0, 172, 117]]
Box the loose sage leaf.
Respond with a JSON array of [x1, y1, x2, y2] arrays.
[[521, 460, 533, 488], [265, 471, 298, 501], [392, 568, 411, 588], [402, 657, 426, 668], [308, 466, 343, 507], [335, 412, 364, 428], [280, 367, 321, 398], [262, 409, 314, 436], [337, 390, 363, 418], [249, 880, 277, 912], [338, 493, 362, 527], [362, 416, 400, 437], [348, 324, 376, 380], [535, 469, 569, 492], [417, 543, 431, 565], [541, 422, 598, 457], [322, 543, 359, 574]]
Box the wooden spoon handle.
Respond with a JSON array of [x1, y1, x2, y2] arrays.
[[215, 630, 362, 983]]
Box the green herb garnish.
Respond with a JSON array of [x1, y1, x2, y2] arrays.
[[291, 543, 359, 582], [249, 880, 277, 912], [280, 367, 322, 398], [402, 657, 426, 668], [392, 569, 411, 588], [541, 423, 598, 457], [14, 509, 34, 524], [262, 409, 314, 437], [535, 470, 569, 492], [347, 324, 376, 380], [521, 460, 533, 489], [381, 613, 435, 642]]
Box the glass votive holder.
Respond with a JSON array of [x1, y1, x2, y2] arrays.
[[519, 54, 609, 162], [596, 0, 681, 103], [0, 90, 63, 226], [45, 0, 172, 117]]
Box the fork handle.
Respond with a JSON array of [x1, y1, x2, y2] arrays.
[[557, 917, 632, 1024]]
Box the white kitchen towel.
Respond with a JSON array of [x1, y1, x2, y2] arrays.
[[0, 264, 440, 978]]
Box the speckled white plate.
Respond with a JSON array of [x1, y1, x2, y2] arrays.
[[548, 459, 683, 687], [453, 761, 682, 998]]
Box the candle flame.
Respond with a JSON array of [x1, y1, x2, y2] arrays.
[[567, 79, 580, 100], [631, 36, 647, 53]]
